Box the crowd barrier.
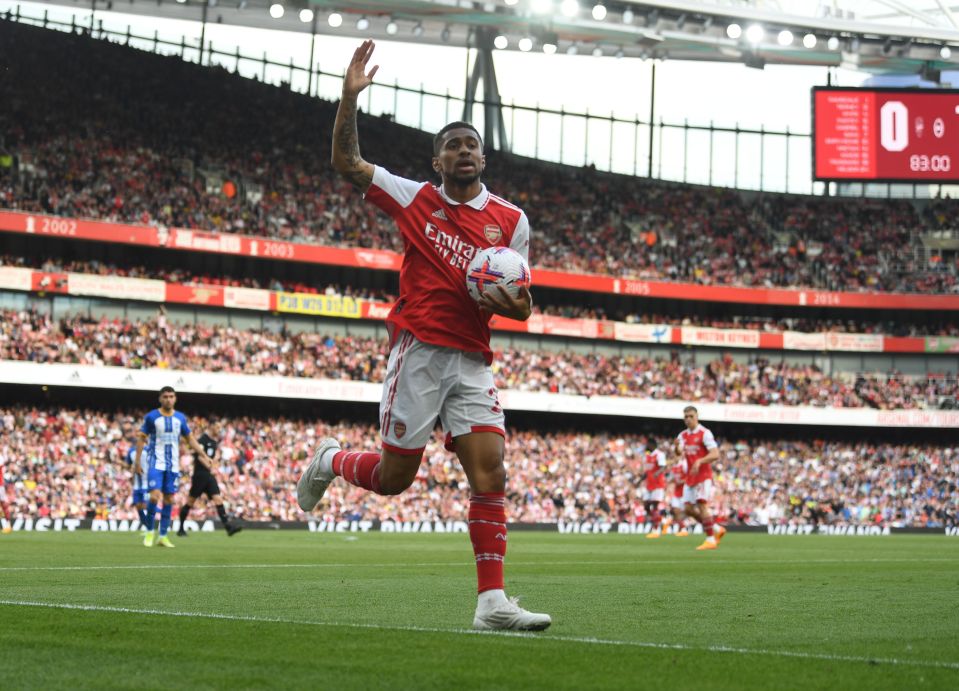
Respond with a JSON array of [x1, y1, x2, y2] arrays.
[[3, 360, 959, 427]]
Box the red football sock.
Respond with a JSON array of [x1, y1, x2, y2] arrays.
[[468, 493, 507, 594], [1, 503, 10, 522], [702, 513, 715, 537], [332, 451, 383, 494], [650, 509, 662, 528]]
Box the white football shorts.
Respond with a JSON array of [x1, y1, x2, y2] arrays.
[[683, 479, 714, 505], [643, 488, 665, 503], [379, 330, 505, 455]]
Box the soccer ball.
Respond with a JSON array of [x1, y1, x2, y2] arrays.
[[466, 247, 532, 302]]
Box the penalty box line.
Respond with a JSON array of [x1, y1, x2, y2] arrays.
[[0, 599, 957, 672], [0, 557, 957, 573]]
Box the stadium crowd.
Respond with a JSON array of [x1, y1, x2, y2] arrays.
[[0, 254, 396, 301], [2, 20, 958, 294], [4, 254, 958, 337], [538, 302, 959, 338], [1, 310, 955, 409], [0, 406, 954, 528]]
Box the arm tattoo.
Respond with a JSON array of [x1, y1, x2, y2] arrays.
[[334, 95, 372, 189], [345, 168, 373, 188]]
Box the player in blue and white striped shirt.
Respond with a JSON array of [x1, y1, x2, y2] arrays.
[[134, 386, 213, 547], [122, 442, 149, 529]]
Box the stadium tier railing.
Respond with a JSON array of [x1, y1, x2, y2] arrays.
[[2, 209, 958, 313], [3, 360, 957, 428], [2, 263, 957, 355]]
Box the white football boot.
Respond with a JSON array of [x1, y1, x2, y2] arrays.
[[473, 595, 552, 632], [296, 438, 340, 511]]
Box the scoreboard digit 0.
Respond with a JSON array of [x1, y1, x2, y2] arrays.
[[813, 87, 959, 182]]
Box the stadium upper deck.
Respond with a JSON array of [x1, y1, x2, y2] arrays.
[[1, 19, 958, 300]]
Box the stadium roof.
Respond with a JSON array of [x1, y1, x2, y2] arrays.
[[32, 0, 959, 72]]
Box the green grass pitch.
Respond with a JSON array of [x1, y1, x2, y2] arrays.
[[0, 531, 957, 690]]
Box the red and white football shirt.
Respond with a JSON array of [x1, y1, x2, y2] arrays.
[[670, 458, 687, 498], [364, 166, 530, 362], [677, 424, 718, 487], [644, 449, 667, 491]]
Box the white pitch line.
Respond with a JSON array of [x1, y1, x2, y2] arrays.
[[1, 599, 957, 672], [0, 557, 956, 573]]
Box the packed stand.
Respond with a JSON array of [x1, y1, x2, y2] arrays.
[[1, 20, 958, 294], [1, 310, 955, 409], [0, 406, 954, 527]]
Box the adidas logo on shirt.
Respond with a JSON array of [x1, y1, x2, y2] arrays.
[[431, 209, 448, 221]]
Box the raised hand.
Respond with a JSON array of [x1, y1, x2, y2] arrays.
[[343, 40, 379, 98]]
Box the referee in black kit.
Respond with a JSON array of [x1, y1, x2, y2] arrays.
[[177, 421, 242, 537]]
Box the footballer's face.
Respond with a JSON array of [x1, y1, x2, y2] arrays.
[[159, 391, 176, 411], [684, 410, 698, 429], [209, 422, 221, 438], [433, 128, 485, 186]]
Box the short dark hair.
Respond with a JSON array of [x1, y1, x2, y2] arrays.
[[433, 121, 482, 155], [159, 386, 176, 395], [683, 406, 698, 415]]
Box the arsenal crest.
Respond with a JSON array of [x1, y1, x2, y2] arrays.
[[484, 224, 502, 244], [393, 421, 407, 439], [189, 288, 218, 304]]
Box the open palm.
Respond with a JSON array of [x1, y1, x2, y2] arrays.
[[343, 40, 379, 97]]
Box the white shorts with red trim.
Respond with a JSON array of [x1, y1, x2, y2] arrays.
[[683, 479, 714, 505], [643, 488, 665, 503], [379, 330, 505, 456]]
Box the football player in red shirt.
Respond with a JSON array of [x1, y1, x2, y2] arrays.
[[0, 469, 11, 534], [297, 41, 549, 631], [661, 457, 690, 537], [642, 438, 668, 539], [677, 406, 726, 550]]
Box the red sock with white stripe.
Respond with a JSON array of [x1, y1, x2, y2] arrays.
[[650, 509, 662, 528], [702, 514, 715, 537], [332, 451, 383, 494], [469, 493, 507, 598]]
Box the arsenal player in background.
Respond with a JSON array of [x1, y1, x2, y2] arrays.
[[662, 456, 690, 537], [677, 406, 727, 550], [296, 40, 550, 631], [642, 438, 668, 539], [0, 459, 12, 534]]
